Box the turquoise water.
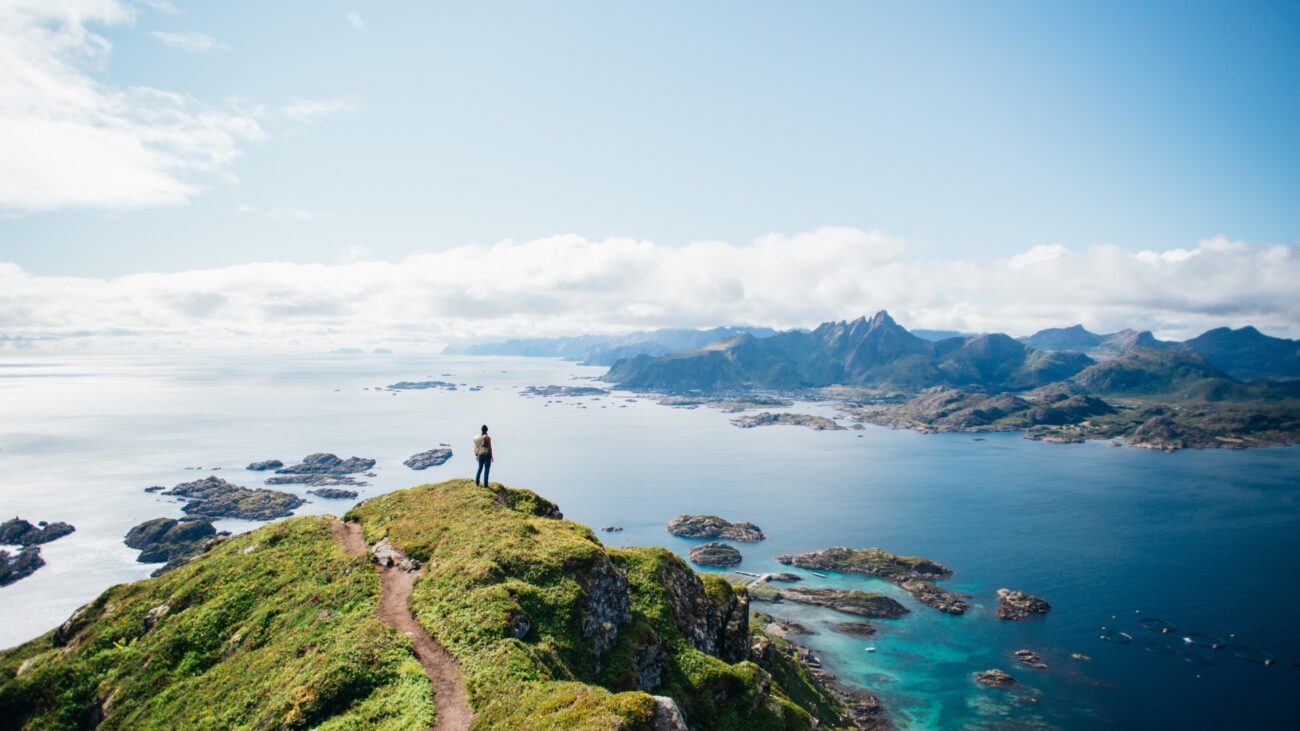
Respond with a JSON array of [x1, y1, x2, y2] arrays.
[[1, 353, 1298, 729]]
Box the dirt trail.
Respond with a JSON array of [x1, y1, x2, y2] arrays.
[[331, 520, 474, 731]]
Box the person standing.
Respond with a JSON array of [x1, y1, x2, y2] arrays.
[[473, 424, 494, 486]]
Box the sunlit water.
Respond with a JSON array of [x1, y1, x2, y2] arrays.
[[2, 353, 1298, 729]]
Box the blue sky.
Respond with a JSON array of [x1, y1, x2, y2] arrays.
[[4, 0, 1298, 275], [0, 1, 1298, 348]]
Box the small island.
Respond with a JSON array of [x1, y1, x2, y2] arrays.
[[245, 459, 283, 471], [0, 517, 77, 586], [404, 448, 453, 470], [162, 476, 305, 521], [995, 588, 1051, 621], [777, 546, 969, 614], [730, 412, 846, 431], [307, 488, 359, 500], [276, 453, 375, 476], [520, 385, 609, 398], [0, 548, 45, 586], [387, 380, 457, 391], [667, 514, 765, 541], [0, 517, 76, 546], [687, 542, 742, 567], [124, 517, 221, 576], [774, 587, 909, 618]]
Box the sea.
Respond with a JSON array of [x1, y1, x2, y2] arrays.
[[1, 353, 1298, 730]]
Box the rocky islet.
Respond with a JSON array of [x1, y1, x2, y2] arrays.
[[666, 514, 766, 541]]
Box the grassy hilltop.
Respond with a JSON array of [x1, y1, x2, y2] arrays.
[[0, 480, 855, 730]]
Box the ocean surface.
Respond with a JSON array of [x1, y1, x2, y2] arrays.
[[1, 353, 1298, 729]]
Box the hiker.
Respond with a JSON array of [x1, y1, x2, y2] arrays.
[[473, 424, 493, 486]]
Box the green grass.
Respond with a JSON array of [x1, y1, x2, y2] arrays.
[[0, 517, 432, 731], [2, 480, 852, 730], [346, 479, 825, 730]]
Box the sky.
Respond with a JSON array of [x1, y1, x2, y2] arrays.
[[1, 0, 1298, 350]]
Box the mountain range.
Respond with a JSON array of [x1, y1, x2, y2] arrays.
[[1020, 324, 1300, 381], [604, 312, 1300, 396], [447, 326, 779, 366]]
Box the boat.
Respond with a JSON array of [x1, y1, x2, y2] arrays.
[[811, 572, 828, 578]]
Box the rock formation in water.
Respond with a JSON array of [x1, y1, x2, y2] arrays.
[[275, 453, 376, 476], [777, 546, 968, 614], [729, 412, 846, 431], [0, 517, 75, 546], [123, 517, 222, 576], [687, 541, 742, 567], [162, 476, 305, 521], [995, 588, 1052, 620], [0, 547, 45, 586], [403, 448, 453, 470], [774, 587, 909, 618], [667, 514, 765, 541]]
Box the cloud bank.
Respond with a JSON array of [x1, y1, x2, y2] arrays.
[[2, 228, 1296, 351], [0, 1, 350, 213]]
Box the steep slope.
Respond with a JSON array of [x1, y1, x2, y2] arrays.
[[0, 518, 433, 730], [3, 481, 859, 731]]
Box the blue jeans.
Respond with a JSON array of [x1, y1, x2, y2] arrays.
[[475, 454, 491, 486]]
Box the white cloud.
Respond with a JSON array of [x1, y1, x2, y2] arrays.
[[345, 10, 365, 31], [151, 31, 227, 53], [1, 229, 1297, 352], [280, 97, 355, 123], [0, 0, 265, 212], [135, 0, 178, 14], [234, 203, 327, 221]]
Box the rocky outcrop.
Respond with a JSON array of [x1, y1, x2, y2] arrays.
[[650, 696, 689, 731], [403, 448, 453, 470], [995, 588, 1051, 620], [687, 541, 741, 567], [1014, 649, 1047, 669], [753, 611, 815, 638], [0, 517, 75, 546], [831, 622, 877, 638], [275, 453, 375, 476], [0, 547, 44, 586], [245, 460, 283, 471], [777, 546, 950, 581], [729, 412, 846, 431], [521, 385, 609, 397], [577, 558, 631, 656], [308, 488, 359, 500], [778, 546, 966, 614], [163, 476, 305, 520], [656, 555, 750, 663], [387, 380, 457, 391], [975, 669, 1016, 688], [776, 588, 909, 618], [666, 515, 765, 541], [123, 518, 221, 576], [370, 538, 421, 572], [265, 474, 365, 487], [899, 580, 969, 615]]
